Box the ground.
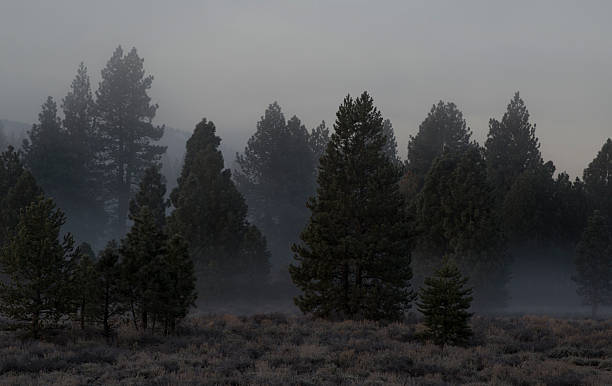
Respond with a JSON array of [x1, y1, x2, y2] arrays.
[[0, 314, 611, 385]]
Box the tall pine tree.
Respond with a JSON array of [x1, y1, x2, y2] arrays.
[[0, 197, 78, 337], [583, 139, 612, 225], [61, 63, 107, 245], [129, 165, 168, 230], [290, 92, 413, 321], [95, 46, 166, 237], [416, 145, 508, 309], [23, 97, 74, 207], [0, 146, 43, 247], [120, 206, 166, 330], [95, 240, 124, 336], [170, 118, 270, 297], [485, 92, 543, 203], [406, 101, 472, 192], [235, 103, 320, 269]]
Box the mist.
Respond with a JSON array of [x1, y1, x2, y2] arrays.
[[2, 1, 612, 179]]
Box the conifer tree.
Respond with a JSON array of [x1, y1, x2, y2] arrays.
[[158, 234, 197, 334], [129, 165, 168, 230], [382, 118, 402, 167], [485, 92, 543, 202], [0, 197, 77, 337], [235, 103, 319, 267], [501, 161, 558, 245], [95, 46, 165, 237], [0, 146, 43, 247], [61, 63, 107, 245], [573, 211, 612, 318], [418, 259, 473, 347], [290, 92, 413, 321], [73, 242, 99, 329], [309, 120, 330, 164], [170, 118, 270, 296], [23, 97, 74, 206], [96, 240, 124, 335], [416, 145, 508, 308], [583, 139, 612, 224], [554, 172, 588, 244], [120, 206, 166, 330], [406, 101, 472, 191]]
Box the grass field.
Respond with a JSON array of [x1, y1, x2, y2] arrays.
[[0, 313, 611, 385]]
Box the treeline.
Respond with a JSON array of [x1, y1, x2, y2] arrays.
[[1, 44, 611, 340], [289, 92, 612, 319], [0, 46, 276, 335]]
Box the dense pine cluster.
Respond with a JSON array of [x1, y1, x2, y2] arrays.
[[0, 46, 611, 342]]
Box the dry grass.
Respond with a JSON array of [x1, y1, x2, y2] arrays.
[[0, 314, 611, 385]]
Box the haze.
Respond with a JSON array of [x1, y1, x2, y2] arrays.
[[1, 0, 611, 177]]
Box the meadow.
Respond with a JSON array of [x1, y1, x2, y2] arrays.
[[0, 313, 611, 385]]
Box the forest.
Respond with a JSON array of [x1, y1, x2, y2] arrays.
[[1, 45, 611, 384]]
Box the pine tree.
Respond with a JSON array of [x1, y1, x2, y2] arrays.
[[485, 92, 543, 202], [61, 63, 107, 246], [73, 242, 100, 329], [308, 120, 330, 164], [583, 139, 612, 225], [418, 259, 473, 347], [0, 197, 77, 337], [23, 97, 74, 205], [158, 234, 197, 334], [573, 211, 612, 318], [0, 146, 43, 247], [120, 206, 166, 330], [554, 172, 588, 245], [95, 46, 166, 237], [95, 240, 124, 335], [170, 118, 270, 297], [129, 165, 168, 230], [235, 103, 319, 268], [501, 161, 558, 245], [290, 92, 413, 321], [382, 118, 402, 167], [406, 101, 472, 191], [416, 145, 507, 308]]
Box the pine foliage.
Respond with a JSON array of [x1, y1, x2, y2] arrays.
[[290, 92, 413, 321], [0, 197, 77, 337], [418, 259, 473, 347]]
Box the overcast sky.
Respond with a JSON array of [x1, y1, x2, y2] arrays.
[[1, 0, 611, 177]]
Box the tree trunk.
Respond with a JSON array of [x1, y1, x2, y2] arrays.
[[80, 297, 86, 329], [130, 299, 139, 330], [142, 310, 148, 330], [342, 263, 349, 317], [103, 285, 110, 336]]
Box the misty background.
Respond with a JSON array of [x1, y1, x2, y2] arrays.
[[1, 0, 611, 316], [1, 0, 612, 179]]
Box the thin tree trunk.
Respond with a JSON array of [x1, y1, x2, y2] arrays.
[[103, 285, 110, 336], [130, 299, 138, 330], [80, 297, 86, 329], [142, 310, 148, 330]]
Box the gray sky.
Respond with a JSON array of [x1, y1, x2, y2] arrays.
[[1, 0, 611, 177]]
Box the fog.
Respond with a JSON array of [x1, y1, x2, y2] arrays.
[[1, 1, 612, 318], [2, 0, 612, 178]]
